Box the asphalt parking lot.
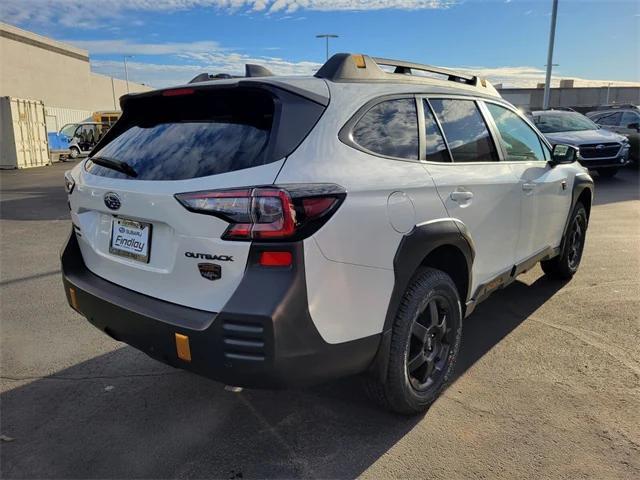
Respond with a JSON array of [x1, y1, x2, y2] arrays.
[[0, 162, 638, 479]]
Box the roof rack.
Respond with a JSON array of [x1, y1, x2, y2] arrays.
[[188, 63, 274, 84], [315, 53, 498, 95]]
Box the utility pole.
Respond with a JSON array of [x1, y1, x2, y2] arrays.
[[123, 55, 134, 93], [316, 34, 338, 61], [543, 0, 559, 110]]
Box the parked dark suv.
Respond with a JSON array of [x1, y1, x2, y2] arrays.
[[532, 110, 630, 177]]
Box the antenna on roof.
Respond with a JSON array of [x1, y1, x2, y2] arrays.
[[188, 64, 274, 84], [245, 64, 274, 78]]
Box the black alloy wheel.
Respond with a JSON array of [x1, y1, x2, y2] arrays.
[[407, 295, 453, 392], [364, 267, 462, 415], [541, 202, 588, 279]]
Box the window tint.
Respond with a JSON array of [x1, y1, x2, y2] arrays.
[[429, 99, 499, 163], [85, 90, 275, 181], [352, 98, 419, 159], [621, 111, 640, 127], [596, 112, 622, 126], [486, 103, 545, 161], [422, 100, 450, 162]]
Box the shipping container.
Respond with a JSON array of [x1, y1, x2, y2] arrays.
[[0, 97, 50, 169], [45, 106, 93, 133]]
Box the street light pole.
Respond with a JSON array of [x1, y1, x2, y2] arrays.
[[123, 55, 134, 93], [543, 0, 559, 110], [316, 34, 338, 61]]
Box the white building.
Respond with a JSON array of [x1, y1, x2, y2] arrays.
[[0, 22, 153, 168], [0, 22, 151, 130]]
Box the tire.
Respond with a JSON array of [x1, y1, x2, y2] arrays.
[[69, 147, 80, 159], [597, 168, 618, 178], [364, 268, 463, 415], [541, 202, 588, 280]]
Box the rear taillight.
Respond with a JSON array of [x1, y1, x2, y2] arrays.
[[175, 184, 345, 241]]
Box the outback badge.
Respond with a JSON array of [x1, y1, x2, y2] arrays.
[[198, 263, 221, 281]]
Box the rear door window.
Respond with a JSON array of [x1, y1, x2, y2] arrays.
[[621, 111, 640, 127], [86, 89, 276, 181], [596, 112, 622, 126], [352, 98, 419, 159], [429, 99, 499, 163]]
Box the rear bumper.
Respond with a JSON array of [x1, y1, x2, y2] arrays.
[[61, 231, 379, 388]]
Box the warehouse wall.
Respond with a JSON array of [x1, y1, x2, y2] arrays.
[[0, 23, 151, 112], [499, 86, 640, 112], [44, 107, 93, 133]]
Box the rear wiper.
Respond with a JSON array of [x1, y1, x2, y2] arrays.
[[90, 156, 138, 178]]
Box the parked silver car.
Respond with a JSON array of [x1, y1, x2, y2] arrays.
[[531, 110, 630, 177], [586, 106, 639, 165]]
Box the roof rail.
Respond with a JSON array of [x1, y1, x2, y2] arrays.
[[373, 57, 477, 85], [188, 63, 274, 84], [315, 53, 498, 96]]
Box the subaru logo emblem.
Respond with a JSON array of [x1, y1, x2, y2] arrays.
[[104, 192, 121, 211], [595, 144, 605, 150]]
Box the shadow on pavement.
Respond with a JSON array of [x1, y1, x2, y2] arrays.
[[0, 162, 72, 221], [0, 184, 70, 221], [591, 167, 639, 206], [0, 275, 567, 479]]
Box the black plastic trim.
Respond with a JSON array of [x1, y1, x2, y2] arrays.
[[465, 246, 558, 317], [61, 230, 380, 388], [560, 173, 594, 252], [382, 219, 474, 333], [368, 219, 474, 381]]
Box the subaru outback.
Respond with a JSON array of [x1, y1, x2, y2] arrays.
[[61, 54, 593, 414]]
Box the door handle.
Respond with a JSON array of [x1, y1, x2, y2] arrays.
[[450, 190, 474, 202], [522, 183, 536, 193]]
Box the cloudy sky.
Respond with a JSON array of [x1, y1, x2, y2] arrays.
[[2, 0, 639, 88]]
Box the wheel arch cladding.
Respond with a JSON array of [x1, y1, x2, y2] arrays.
[[577, 187, 592, 220], [574, 173, 594, 219], [367, 219, 474, 381], [383, 219, 474, 333], [563, 175, 594, 250]]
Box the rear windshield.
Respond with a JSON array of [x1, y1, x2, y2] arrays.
[[85, 89, 275, 181]]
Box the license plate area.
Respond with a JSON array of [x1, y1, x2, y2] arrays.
[[109, 217, 152, 263]]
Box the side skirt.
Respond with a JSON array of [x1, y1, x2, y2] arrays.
[[464, 246, 559, 317]]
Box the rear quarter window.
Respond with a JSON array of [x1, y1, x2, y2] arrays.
[[351, 98, 419, 160]]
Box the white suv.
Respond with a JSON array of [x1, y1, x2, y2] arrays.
[[61, 54, 593, 414]]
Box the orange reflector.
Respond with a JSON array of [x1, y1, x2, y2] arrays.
[[353, 54, 366, 69], [69, 287, 79, 311], [175, 333, 192, 362]]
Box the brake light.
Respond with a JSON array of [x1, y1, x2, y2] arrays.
[[162, 88, 195, 97], [175, 185, 346, 242]]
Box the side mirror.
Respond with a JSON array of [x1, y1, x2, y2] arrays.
[[550, 144, 579, 166], [626, 122, 639, 131]]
